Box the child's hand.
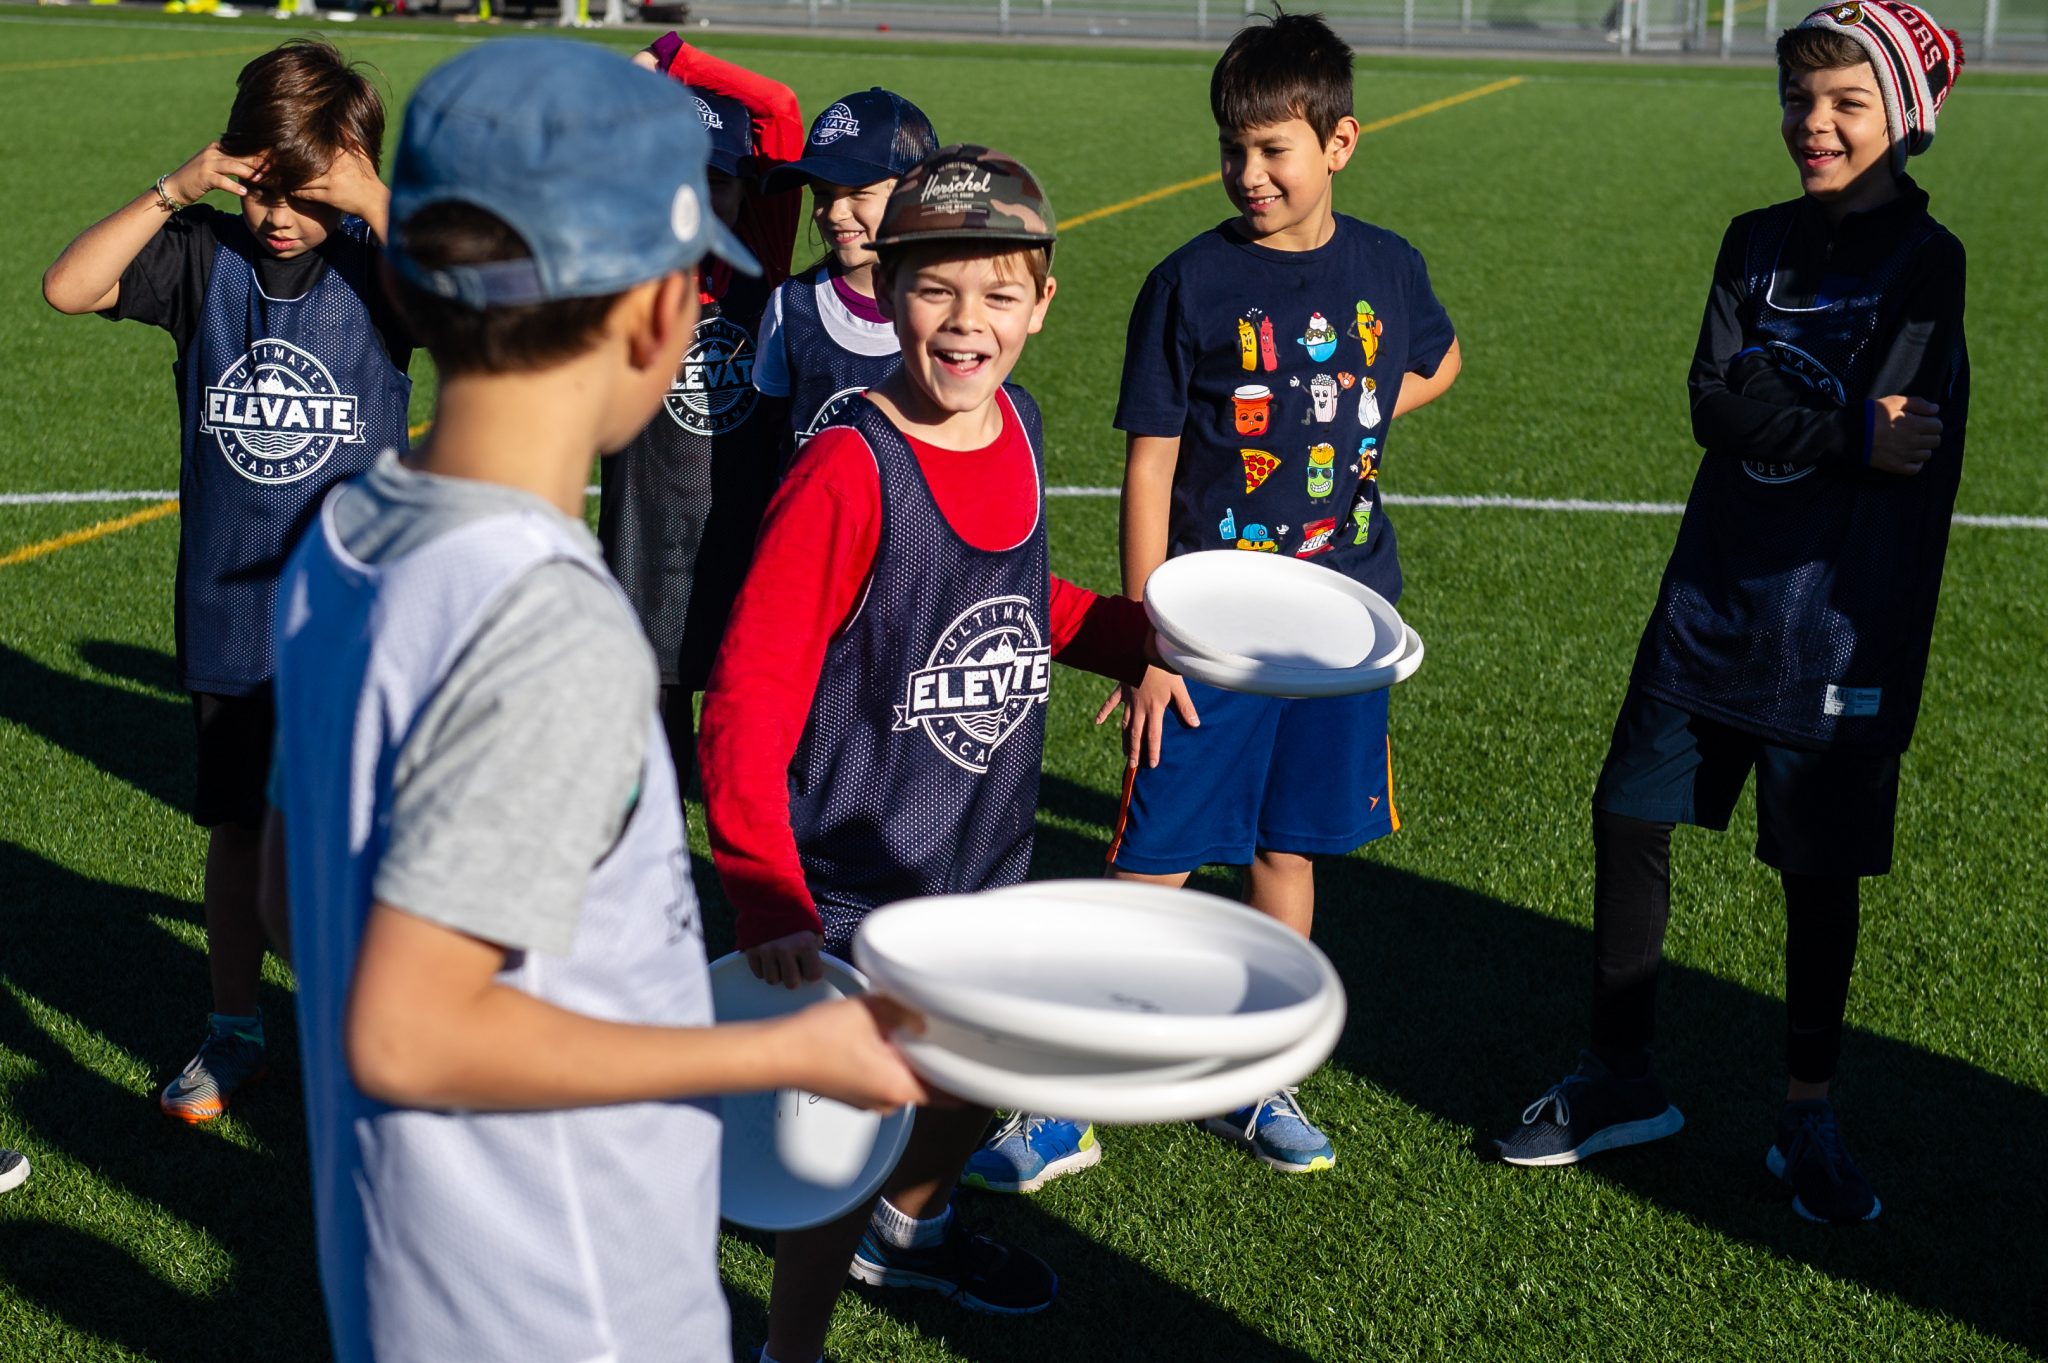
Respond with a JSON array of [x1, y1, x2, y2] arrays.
[[1868, 395, 1942, 476], [163, 142, 267, 207], [1095, 666, 1200, 770], [746, 930, 825, 989], [774, 995, 931, 1113], [293, 147, 386, 220]]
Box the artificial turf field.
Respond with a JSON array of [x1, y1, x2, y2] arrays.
[[1, 8, 2045, 1360]]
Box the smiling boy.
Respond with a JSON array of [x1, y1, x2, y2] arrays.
[[1497, 2, 1968, 1225], [42, 39, 410, 1126], [700, 146, 1153, 1363], [1102, 10, 1461, 1173]]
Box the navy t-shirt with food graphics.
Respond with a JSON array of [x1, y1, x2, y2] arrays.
[[1115, 216, 1455, 604]]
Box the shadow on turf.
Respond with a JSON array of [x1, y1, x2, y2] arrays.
[[1031, 773, 2048, 1358], [0, 841, 324, 1361], [0, 641, 189, 813]]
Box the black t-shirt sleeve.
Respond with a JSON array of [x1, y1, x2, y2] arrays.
[[1112, 267, 1192, 438], [103, 205, 223, 352], [1403, 242, 1456, 378], [359, 236, 415, 372], [1862, 231, 1966, 404], [1687, 217, 1863, 469]]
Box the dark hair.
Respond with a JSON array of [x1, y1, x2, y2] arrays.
[[1211, 9, 1354, 144], [221, 40, 386, 191], [1776, 24, 1873, 79], [387, 203, 623, 378]]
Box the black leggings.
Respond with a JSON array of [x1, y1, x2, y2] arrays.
[[1589, 808, 1860, 1084]]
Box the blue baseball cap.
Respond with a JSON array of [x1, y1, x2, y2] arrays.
[[688, 87, 753, 178], [760, 87, 937, 194], [388, 40, 759, 310]]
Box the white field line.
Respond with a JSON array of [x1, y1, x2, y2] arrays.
[[8, 484, 2045, 530]]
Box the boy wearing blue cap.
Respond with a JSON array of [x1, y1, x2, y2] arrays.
[[1107, 13, 1461, 1173], [42, 38, 411, 1127], [599, 83, 797, 782], [753, 88, 941, 444], [264, 41, 925, 1363]]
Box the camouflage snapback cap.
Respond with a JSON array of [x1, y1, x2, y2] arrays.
[[872, 145, 1057, 250]]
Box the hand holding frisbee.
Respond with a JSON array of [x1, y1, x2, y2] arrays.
[[1143, 550, 1423, 698], [708, 952, 919, 1232]]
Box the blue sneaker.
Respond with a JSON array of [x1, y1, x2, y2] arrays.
[[1201, 1087, 1335, 1173], [1768, 1098, 1880, 1223], [849, 1208, 1057, 1314], [1497, 1052, 1683, 1167], [961, 1114, 1102, 1194]]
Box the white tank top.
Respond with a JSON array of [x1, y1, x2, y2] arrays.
[[273, 492, 724, 1363]]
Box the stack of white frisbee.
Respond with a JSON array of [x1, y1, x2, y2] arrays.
[[1144, 549, 1423, 697], [851, 880, 1346, 1125], [708, 952, 916, 1232]]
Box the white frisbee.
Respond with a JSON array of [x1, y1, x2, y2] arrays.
[[856, 881, 1331, 1062], [1160, 623, 1424, 699], [1144, 550, 1408, 674], [894, 977, 1347, 1126], [708, 952, 914, 1232]]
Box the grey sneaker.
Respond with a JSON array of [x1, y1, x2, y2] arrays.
[[1497, 1051, 1683, 1166]]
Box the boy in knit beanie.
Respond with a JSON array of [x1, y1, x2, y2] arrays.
[[1494, 1, 1967, 1225]]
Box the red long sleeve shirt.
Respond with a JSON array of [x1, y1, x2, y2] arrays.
[[700, 399, 1151, 945]]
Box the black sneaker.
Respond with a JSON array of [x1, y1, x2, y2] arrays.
[[1496, 1051, 1684, 1166], [0, 1149, 27, 1195], [1767, 1099, 1880, 1223], [849, 1208, 1056, 1314]]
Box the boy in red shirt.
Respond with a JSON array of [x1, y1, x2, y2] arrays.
[[700, 147, 1154, 1363]]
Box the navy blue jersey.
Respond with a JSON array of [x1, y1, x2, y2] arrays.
[[754, 266, 902, 449], [600, 269, 786, 689], [1115, 216, 1456, 601], [788, 387, 1050, 945], [171, 213, 411, 694], [1634, 187, 1968, 753]]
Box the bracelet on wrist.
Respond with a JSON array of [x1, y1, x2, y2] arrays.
[[153, 174, 187, 214]]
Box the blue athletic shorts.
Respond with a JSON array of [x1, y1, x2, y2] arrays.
[[1593, 687, 1899, 877], [1107, 681, 1396, 874]]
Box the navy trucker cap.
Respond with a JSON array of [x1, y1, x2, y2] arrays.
[[689, 87, 753, 178], [388, 40, 759, 310], [760, 87, 937, 194]]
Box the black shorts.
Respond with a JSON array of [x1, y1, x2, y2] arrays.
[[1592, 687, 1899, 878], [191, 688, 275, 831]]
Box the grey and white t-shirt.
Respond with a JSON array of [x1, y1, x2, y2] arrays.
[[272, 452, 724, 1363]]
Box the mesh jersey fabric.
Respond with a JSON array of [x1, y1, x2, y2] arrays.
[[1633, 196, 1967, 752], [765, 266, 902, 448], [600, 268, 781, 688], [273, 494, 721, 1363], [177, 213, 411, 694], [788, 385, 1051, 951]]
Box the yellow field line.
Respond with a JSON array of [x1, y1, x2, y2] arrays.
[[0, 43, 275, 75], [1064, 75, 1525, 231], [0, 500, 180, 569]]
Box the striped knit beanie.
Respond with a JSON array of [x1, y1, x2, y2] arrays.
[[1792, 1, 1965, 172]]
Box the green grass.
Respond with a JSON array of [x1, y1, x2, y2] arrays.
[[2, 9, 2045, 1361]]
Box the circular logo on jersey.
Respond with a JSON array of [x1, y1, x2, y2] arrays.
[[799, 384, 870, 443], [891, 595, 1051, 774], [1742, 341, 1843, 486], [664, 314, 759, 436], [201, 339, 364, 485]]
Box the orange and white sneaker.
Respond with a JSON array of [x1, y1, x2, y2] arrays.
[[160, 1018, 267, 1124]]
